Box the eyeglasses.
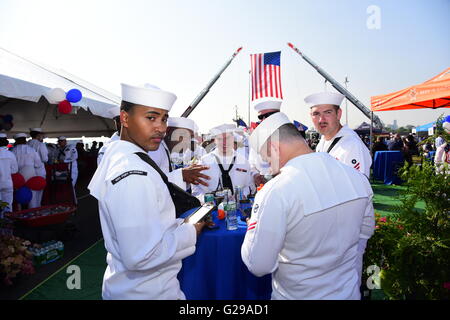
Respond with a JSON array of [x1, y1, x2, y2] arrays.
[[258, 111, 279, 121]]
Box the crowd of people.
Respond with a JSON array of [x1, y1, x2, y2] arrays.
[[1, 81, 448, 300], [86, 83, 375, 300], [371, 132, 449, 166], [0, 130, 103, 213]]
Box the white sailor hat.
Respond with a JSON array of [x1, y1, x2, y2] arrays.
[[106, 106, 121, 119], [121, 83, 177, 111], [304, 92, 345, 108], [253, 98, 282, 112], [209, 124, 236, 137], [57, 136, 67, 141], [0, 133, 7, 138], [29, 128, 43, 133], [193, 122, 199, 133], [249, 112, 291, 153], [14, 133, 28, 139], [167, 117, 196, 132]]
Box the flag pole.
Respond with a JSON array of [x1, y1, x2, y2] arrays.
[[248, 69, 251, 127], [344, 76, 349, 126]]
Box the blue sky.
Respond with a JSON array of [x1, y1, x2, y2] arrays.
[[0, 0, 449, 133]]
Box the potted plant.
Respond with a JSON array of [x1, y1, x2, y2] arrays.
[[0, 234, 35, 285], [364, 160, 450, 299]]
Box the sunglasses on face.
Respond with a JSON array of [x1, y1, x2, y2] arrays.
[[258, 111, 279, 120]]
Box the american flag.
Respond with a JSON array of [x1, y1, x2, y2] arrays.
[[250, 51, 283, 101]]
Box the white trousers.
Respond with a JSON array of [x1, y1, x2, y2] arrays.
[[29, 190, 43, 209], [0, 187, 13, 212]]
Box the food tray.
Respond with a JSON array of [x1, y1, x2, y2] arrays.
[[6, 204, 77, 227]]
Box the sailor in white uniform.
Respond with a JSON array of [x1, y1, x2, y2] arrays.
[[192, 124, 254, 199], [192, 123, 207, 160], [307, 92, 373, 286], [248, 98, 283, 185], [97, 107, 121, 165], [56, 136, 78, 187], [234, 127, 249, 159], [191, 137, 207, 161], [242, 112, 374, 300], [306, 92, 372, 178], [88, 82, 206, 300], [0, 133, 18, 212], [27, 128, 48, 208], [148, 117, 210, 190], [11, 133, 44, 209], [165, 117, 197, 169]]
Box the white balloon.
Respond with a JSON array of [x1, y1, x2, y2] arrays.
[[443, 121, 450, 133], [45, 88, 66, 104]]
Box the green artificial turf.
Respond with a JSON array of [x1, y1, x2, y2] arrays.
[[371, 182, 425, 216]]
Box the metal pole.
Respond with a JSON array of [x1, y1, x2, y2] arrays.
[[370, 111, 374, 155], [344, 76, 349, 126], [248, 70, 251, 127], [287, 42, 384, 129], [181, 47, 243, 118]]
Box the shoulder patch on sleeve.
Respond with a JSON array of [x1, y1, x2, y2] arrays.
[[111, 170, 147, 185]]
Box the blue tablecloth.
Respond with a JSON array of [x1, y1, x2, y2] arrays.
[[177, 206, 272, 300], [373, 151, 404, 185]]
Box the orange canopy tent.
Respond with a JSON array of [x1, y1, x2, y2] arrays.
[[371, 68, 450, 111]]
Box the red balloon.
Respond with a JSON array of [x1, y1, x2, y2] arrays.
[[25, 176, 47, 191], [58, 100, 72, 114], [11, 173, 26, 189]]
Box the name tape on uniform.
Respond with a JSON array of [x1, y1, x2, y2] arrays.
[[111, 170, 147, 185]]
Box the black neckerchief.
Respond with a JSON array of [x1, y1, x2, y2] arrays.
[[213, 154, 236, 193]]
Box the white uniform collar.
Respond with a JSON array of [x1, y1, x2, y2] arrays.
[[110, 131, 120, 141], [334, 125, 356, 138], [321, 125, 354, 142], [213, 148, 236, 164], [88, 140, 146, 200], [280, 152, 372, 216]]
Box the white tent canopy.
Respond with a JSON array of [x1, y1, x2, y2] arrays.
[[0, 47, 121, 138]]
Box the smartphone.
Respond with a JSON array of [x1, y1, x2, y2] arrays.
[[184, 203, 216, 224]]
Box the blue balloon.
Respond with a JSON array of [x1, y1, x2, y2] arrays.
[[66, 89, 82, 103], [444, 115, 450, 123], [15, 186, 32, 205]]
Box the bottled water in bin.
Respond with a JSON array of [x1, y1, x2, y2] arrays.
[[224, 192, 238, 231]]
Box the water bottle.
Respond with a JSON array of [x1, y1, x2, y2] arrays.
[[204, 193, 215, 206], [225, 193, 238, 231]]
